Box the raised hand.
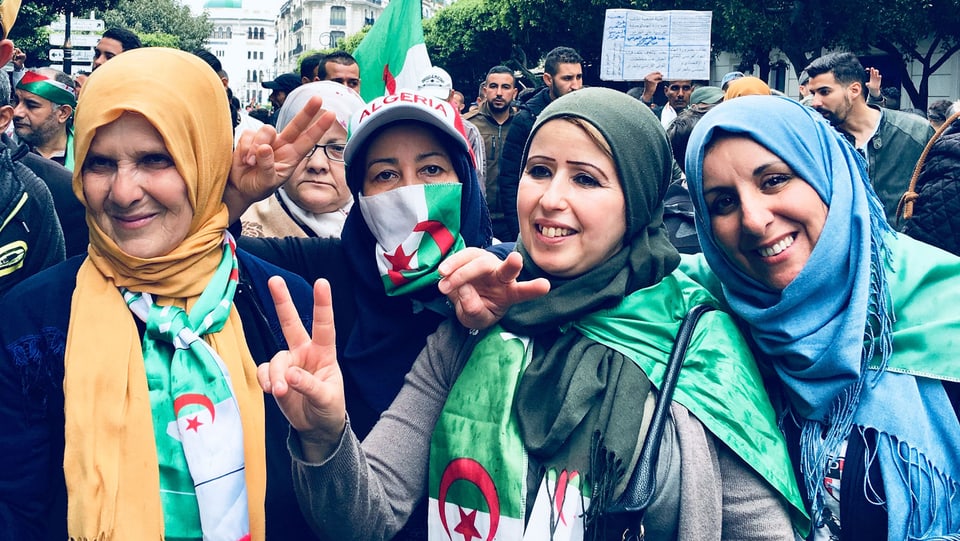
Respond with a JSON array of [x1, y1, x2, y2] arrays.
[[225, 96, 336, 222], [438, 248, 550, 330], [258, 277, 346, 461], [866, 67, 883, 100]]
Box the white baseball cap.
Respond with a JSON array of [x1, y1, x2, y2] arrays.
[[416, 66, 453, 101], [344, 89, 471, 165]]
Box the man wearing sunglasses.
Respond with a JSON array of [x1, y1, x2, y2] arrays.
[[636, 71, 695, 129]]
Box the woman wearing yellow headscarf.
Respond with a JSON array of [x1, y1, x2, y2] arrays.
[[0, 47, 322, 540]]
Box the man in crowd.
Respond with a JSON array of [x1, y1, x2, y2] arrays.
[[805, 52, 934, 224], [13, 68, 76, 169], [496, 46, 583, 240], [262, 72, 301, 126], [319, 51, 361, 93], [637, 72, 694, 129], [92, 27, 141, 71], [299, 52, 324, 84], [464, 65, 518, 240]]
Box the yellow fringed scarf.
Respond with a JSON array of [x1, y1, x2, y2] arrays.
[[62, 48, 266, 540]]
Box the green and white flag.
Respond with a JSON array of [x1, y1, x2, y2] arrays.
[[354, 0, 432, 102], [358, 183, 465, 296], [428, 329, 590, 540]]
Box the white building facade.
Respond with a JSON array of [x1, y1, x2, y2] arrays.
[[275, 0, 384, 74], [202, 0, 277, 107]]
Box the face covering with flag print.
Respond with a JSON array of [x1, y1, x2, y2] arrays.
[[358, 182, 465, 296]]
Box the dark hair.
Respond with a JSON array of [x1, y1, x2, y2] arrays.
[[543, 46, 582, 76], [484, 65, 515, 84], [300, 53, 324, 81], [666, 106, 714, 173], [804, 52, 865, 87], [101, 27, 142, 51], [928, 99, 953, 124], [248, 107, 272, 124], [193, 49, 222, 74], [35, 67, 75, 92], [319, 51, 358, 79]]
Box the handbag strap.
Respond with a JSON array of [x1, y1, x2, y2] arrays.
[[897, 109, 960, 224], [605, 303, 716, 520]]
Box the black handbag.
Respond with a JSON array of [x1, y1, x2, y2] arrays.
[[604, 304, 716, 541]]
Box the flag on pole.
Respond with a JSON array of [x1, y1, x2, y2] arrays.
[[353, 0, 432, 102]]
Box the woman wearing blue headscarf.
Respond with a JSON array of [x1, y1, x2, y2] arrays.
[[684, 94, 960, 540]]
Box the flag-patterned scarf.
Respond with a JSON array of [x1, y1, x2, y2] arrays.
[[122, 235, 250, 541]]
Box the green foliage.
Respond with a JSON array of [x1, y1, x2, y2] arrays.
[[42, 0, 121, 14], [340, 26, 370, 54], [424, 0, 514, 96], [101, 0, 212, 52], [8, 3, 58, 68], [138, 32, 180, 48]]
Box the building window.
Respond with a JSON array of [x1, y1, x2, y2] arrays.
[[258, 27, 265, 40], [330, 6, 346, 26], [248, 27, 253, 39], [227, 27, 232, 39], [330, 31, 345, 47]]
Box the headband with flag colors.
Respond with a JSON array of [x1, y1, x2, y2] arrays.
[[17, 71, 77, 107], [353, 0, 432, 101]]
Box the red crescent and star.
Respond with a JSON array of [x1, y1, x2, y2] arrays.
[[437, 458, 500, 541], [173, 393, 216, 433]]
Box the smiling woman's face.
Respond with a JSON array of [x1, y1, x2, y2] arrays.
[[517, 118, 626, 278], [82, 112, 194, 259], [701, 135, 828, 291]]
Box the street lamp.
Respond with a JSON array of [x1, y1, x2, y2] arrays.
[[318, 32, 331, 49]]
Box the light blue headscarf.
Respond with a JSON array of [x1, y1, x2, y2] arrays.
[[685, 95, 960, 539]]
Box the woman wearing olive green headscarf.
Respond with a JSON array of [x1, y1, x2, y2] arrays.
[[0, 47, 319, 540], [260, 87, 808, 540]]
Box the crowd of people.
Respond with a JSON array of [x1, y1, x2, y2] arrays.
[[0, 0, 959, 538]]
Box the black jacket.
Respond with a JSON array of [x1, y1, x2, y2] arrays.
[[4, 134, 87, 258], [0, 144, 64, 297], [901, 116, 960, 255], [495, 87, 554, 241]]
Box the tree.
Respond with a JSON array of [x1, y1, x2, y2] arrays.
[[340, 26, 370, 55], [10, 0, 120, 70], [424, 0, 514, 98], [8, 3, 59, 69], [871, 0, 960, 108], [101, 0, 212, 53]]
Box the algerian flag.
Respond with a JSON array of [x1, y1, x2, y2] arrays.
[[357, 183, 465, 296], [353, 0, 432, 102], [428, 329, 593, 540]]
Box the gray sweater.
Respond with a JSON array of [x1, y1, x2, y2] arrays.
[[288, 320, 796, 541]]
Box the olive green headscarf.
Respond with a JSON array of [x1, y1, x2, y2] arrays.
[[501, 87, 680, 523]]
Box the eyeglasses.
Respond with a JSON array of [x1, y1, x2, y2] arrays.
[[668, 84, 693, 92], [306, 143, 346, 162]]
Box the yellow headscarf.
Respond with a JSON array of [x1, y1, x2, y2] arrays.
[[63, 47, 265, 540], [723, 76, 772, 101]]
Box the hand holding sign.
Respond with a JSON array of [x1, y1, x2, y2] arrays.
[[259, 277, 346, 461]]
